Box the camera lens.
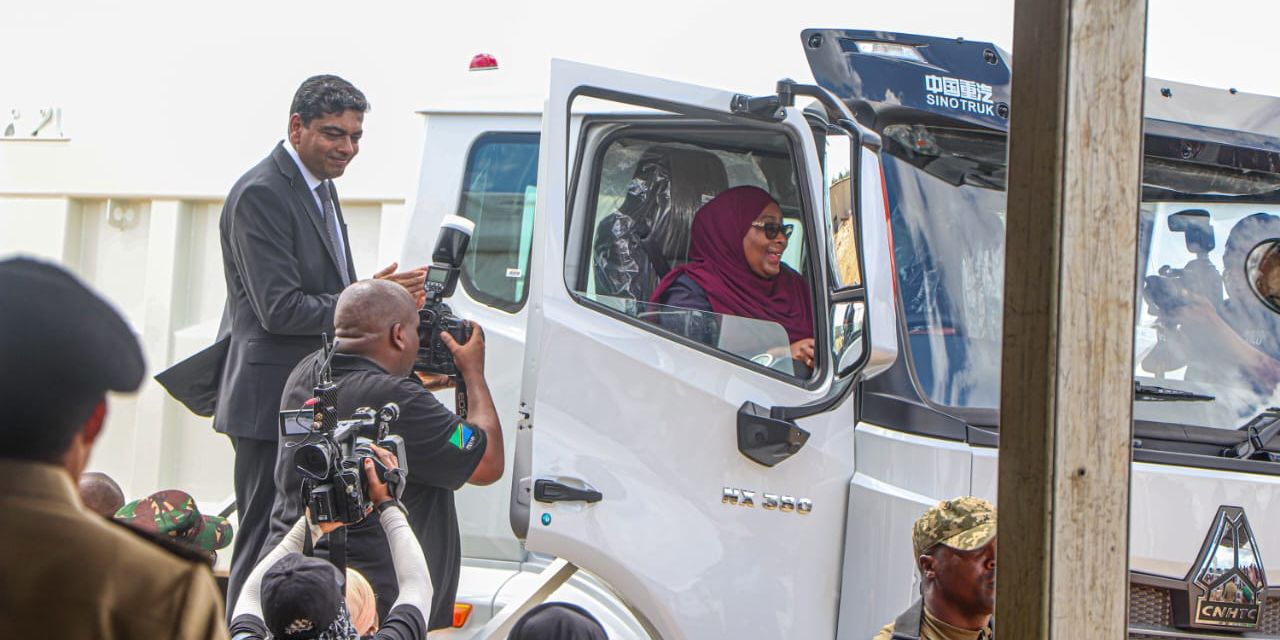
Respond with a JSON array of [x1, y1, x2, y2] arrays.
[[294, 443, 333, 480], [379, 402, 400, 423]]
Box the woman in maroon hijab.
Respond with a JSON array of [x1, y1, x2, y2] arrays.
[[650, 185, 816, 369]]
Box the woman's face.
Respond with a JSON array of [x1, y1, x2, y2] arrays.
[[743, 202, 787, 279]]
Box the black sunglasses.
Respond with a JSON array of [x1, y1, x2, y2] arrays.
[[750, 221, 795, 240]]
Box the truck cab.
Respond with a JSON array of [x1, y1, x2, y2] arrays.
[[403, 29, 1280, 639]]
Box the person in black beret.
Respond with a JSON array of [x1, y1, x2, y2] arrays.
[[509, 602, 610, 640], [0, 257, 227, 639], [230, 445, 432, 640]]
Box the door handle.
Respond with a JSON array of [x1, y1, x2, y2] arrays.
[[534, 479, 603, 504]]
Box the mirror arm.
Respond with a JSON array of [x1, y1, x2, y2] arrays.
[[831, 287, 866, 303], [776, 79, 881, 150], [729, 94, 786, 121], [772, 374, 857, 422]]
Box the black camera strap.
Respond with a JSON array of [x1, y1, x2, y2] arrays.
[[302, 519, 315, 556], [300, 479, 316, 557], [329, 527, 348, 589]]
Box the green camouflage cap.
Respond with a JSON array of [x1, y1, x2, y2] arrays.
[[114, 489, 233, 553], [912, 496, 997, 558]]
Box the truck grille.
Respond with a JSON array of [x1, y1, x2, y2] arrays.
[[1130, 584, 1280, 638]]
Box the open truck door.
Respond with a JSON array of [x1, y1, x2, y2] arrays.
[[508, 60, 898, 639]]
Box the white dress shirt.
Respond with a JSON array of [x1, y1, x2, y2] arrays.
[[281, 141, 325, 214], [282, 141, 348, 274]]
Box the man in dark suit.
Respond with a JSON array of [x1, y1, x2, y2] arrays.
[[161, 75, 425, 620]]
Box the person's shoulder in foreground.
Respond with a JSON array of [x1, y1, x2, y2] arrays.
[[1, 460, 227, 638], [0, 257, 227, 640], [874, 621, 894, 640]]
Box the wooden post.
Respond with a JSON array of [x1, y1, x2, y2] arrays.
[[997, 0, 1147, 638]]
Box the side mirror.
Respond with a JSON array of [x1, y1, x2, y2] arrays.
[[824, 126, 867, 378], [1248, 239, 1280, 314], [832, 301, 866, 376], [824, 127, 860, 290]]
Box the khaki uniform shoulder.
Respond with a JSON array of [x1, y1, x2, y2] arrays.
[[108, 517, 216, 565], [873, 621, 896, 640]]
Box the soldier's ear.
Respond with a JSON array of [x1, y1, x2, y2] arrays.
[[918, 553, 937, 580], [81, 398, 108, 445]]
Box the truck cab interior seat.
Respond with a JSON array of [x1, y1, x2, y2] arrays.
[[591, 144, 729, 302]]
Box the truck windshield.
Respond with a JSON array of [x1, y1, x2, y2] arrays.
[[883, 123, 1280, 429]]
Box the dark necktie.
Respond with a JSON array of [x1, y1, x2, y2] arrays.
[[315, 181, 351, 286]]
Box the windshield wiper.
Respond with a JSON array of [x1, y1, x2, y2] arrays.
[[1222, 411, 1280, 461], [1134, 381, 1215, 402]]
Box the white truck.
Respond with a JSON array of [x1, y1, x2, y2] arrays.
[[403, 29, 1280, 639]]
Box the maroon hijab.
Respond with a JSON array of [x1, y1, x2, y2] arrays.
[[650, 186, 814, 342]]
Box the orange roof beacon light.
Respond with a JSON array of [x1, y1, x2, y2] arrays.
[[469, 53, 498, 72], [452, 602, 473, 628]]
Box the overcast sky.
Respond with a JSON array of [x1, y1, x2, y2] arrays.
[[2, 0, 1277, 197]]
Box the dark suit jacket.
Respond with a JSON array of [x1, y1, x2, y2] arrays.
[[158, 142, 356, 440]]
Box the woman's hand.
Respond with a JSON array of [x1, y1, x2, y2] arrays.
[[790, 338, 816, 369], [318, 520, 345, 535]]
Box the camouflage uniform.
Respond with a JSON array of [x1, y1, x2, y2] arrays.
[[115, 488, 234, 556], [873, 497, 997, 640]]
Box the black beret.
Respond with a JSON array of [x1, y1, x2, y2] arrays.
[[0, 257, 145, 396], [261, 552, 343, 638]]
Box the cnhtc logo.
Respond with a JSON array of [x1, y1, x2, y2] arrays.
[[1174, 506, 1267, 631]]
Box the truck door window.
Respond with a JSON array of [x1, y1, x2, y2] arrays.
[[569, 128, 819, 380], [456, 132, 539, 312]]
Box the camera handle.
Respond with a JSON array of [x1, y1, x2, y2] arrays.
[[300, 506, 350, 582]]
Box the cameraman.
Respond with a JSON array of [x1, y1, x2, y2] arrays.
[[231, 446, 431, 639], [263, 279, 503, 631], [1166, 213, 1280, 390]]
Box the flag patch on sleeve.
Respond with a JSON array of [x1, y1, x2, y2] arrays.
[[449, 423, 478, 451]]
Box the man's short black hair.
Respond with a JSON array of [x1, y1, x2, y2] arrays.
[[0, 258, 144, 462], [290, 75, 369, 126]]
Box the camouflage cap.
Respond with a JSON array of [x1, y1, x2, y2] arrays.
[[912, 496, 997, 558], [114, 489, 233, 553]]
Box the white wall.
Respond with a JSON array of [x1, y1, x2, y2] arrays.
[[0, 193, 402, 508]]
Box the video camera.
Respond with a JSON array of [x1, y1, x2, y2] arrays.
[[286, 342, 408, 526], [1143, 209, 1224, 314], [415, 215, 475, 377]]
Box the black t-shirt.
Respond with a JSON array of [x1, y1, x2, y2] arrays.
[[229, 605, 426, 640], [265, 351, 487, 631]]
